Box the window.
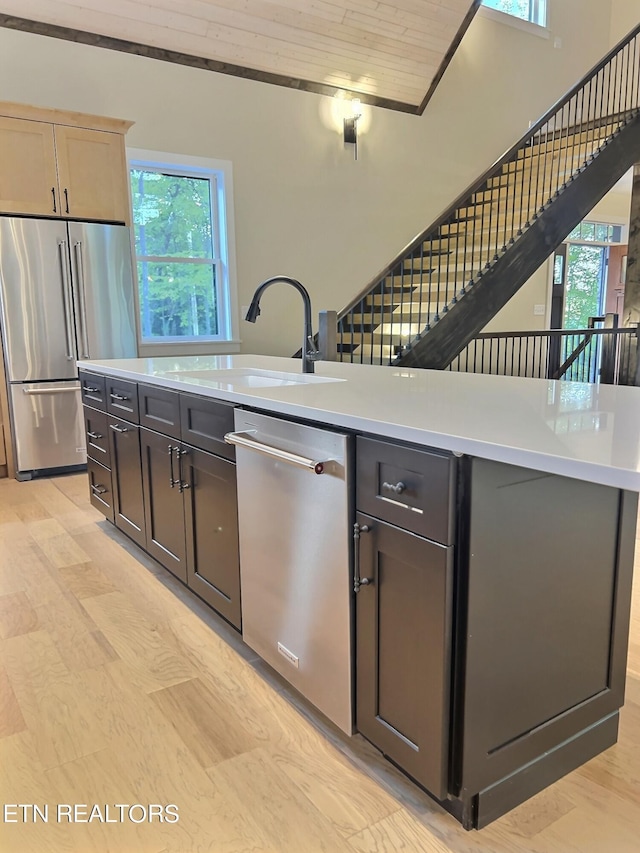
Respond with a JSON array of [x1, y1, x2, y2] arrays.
[[128, 150, 238, 351], [567, 221, 623, 244], [481, 0, 547, 27]]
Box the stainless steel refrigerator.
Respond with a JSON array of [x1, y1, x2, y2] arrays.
[[0, 217, 137, 478]]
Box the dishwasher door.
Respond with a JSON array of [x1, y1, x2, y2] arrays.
[[230, 409, 353, 734]]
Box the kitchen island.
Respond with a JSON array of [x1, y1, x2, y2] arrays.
[[78, 354, 640, 830]]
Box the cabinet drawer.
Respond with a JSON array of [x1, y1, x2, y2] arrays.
[[83, 406, 110, 467], [356, 436, 455, 544], [139, 384, 181, 439], [79, 371, 106, 410], [87, 457, 114, 522], [106, 377, 139, 422], [180, 394, 235, 459]]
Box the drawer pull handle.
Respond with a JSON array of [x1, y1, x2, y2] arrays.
[[382, 481, 406, 496], [84, 385, 100, 393], [353, 522, 373, 594], [87, 430, 103, 440], [110, 424, 129, 434], [91, 484, 107, 495], [178, 448, 190, 493], [110, 392, 129, 402], [169, 444, 178, 488]]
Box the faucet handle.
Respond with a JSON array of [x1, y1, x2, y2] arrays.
[[306, 335, 321, 360]]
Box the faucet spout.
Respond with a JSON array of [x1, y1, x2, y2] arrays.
[[245, 276, 319, 373]]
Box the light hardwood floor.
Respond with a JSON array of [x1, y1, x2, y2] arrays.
[[0, 473, 638, 853]]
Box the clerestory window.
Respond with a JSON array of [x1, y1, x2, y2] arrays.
[[481, 0, 547, 28]]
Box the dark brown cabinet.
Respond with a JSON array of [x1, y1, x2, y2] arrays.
[[87, 456, 114, 522], [108, 416, 146, 549], [106, 377, 139, 421], [139, 426, 241, 628], [140, 428, 187, 581], [183, 447, 240, 629], [355, 512, 453, 800], [84, 374, 240, 631], [139, 384, 181, 439], [83, 406, 110, 467], [355, 437, 455, 801], [80, 370, 107, 409]]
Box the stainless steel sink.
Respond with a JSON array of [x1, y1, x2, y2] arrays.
[[168, 368, 344, 388]]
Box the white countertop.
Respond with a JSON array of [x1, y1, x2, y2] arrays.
[[81, 354, 640, 491]]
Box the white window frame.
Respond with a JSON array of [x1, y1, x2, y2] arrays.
[[480, 1, 549, 38], [127, 148, 240, 357]]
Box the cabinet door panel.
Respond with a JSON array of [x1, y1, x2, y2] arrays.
[[140, 429, 187, 582], [54, 125, 129, 223], [183, 446, 240, 630], [180, 395, 235, 459], [356, 512, 452, 799], [460, 459, 626, 794], [87, 457, 114, 523], [80, 371, 107, 410], [139, 385, 181, 439], [0, 116, 58, 216], [106, 378, 139, 422], [84, 406, 110, 466], [108, 418, 145, 549]]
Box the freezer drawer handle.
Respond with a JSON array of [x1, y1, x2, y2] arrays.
[[110, 392, 130, 402], [110, 424, 130, 434], [353, 522, 373, 594], [23, 387, 79, 395], [224, 430, 327, 474]]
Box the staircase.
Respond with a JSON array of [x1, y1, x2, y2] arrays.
[[336, 24, 640, 369]]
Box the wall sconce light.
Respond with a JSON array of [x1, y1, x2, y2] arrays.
[[343, 98, 362, 160]]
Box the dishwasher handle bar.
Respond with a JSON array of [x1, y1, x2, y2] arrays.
[[224, 430, 327, 474]]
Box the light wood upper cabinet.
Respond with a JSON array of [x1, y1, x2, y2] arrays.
[[54, 125, 129, 223], [0, 102, 133, 224], [0, 116, 59, 216]]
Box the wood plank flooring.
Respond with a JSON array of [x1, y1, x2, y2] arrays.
[[0, 473, 638, 852]]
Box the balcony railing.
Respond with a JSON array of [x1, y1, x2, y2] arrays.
[[447, 321, 639, 385]]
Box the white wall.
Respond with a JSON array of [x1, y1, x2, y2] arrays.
[[0, 3, 616, 356], [609, 0, 639, 44]]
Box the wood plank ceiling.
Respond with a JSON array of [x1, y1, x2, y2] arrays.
[[0, 0, 480, 113]]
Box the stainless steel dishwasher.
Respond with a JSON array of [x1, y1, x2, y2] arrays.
[[226, 409, 353, 734]]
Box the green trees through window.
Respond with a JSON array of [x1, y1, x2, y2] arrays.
[[563, 245, 606, 329], [131, 169, 219, 341]]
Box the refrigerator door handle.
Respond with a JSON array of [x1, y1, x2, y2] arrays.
[[23, 386, 79, 395], [58, 240, 76, 361], [73, 241, 90, 359]]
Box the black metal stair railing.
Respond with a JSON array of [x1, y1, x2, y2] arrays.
[[446, 322, 640, 385], [336, 24, 640, 366]]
